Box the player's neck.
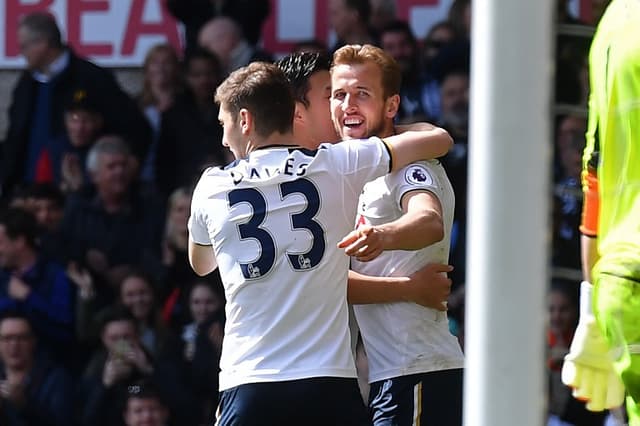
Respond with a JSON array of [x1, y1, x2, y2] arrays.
[[292, 121, 316, 149], [248, 131, 297, 153]]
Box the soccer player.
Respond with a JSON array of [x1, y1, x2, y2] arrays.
[[331, 44, 465, 425], [187, 61, 452, 425], [561, 0, 640, 423], [276, 51, 454, 308]]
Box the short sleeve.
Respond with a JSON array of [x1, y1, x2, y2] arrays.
[[388, 161, 443, 209], [188, 178, 212, 245]]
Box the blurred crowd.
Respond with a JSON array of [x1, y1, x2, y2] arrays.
[[0, 0, 606, 425]]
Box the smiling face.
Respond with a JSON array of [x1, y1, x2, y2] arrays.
[[120, 276, 154, 322], [330, 62, 398, 140], [189, 283, 223, 325]]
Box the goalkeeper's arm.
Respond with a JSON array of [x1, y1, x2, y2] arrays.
[[580, 156, 599, 282]]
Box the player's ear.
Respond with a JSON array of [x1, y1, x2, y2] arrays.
[[293, 102, 306, 124], [385, 94, 400, 119], [239, 108, 252, 135]]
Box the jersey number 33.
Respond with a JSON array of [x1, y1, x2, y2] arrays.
[[227, 177, 326, 279]]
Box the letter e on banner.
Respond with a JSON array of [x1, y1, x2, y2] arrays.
[[67, 0, 112, 56], [122, 0, 181, 55]]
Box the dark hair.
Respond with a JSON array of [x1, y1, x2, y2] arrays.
[[276, 52, 331, 108], [345, 0, 372, 24], [183, 47, 223, 82], [123, 379, 167, 408], [215, 62, 294, 137], [379, 20, 417, 47], [19, 12, 63, 49], [97, 304, 137, 334], [292, 39, 328, 54], [0, 207, 39, 249], [0, 310, 34, 333], [25, 183, 65, 209]]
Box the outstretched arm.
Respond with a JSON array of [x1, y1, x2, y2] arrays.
[[339, 191, 443, 261]]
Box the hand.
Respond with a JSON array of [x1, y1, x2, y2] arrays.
[[102, 356, 133, 387], [406, 263, 453, 310], [561, 281, 625, 411], [67, 262, 94, 299], [338, 225, 387, 262], [0, 379, 26, 407], [61, 153, 84, 191], [123, 343, 153, 375], [8, 276, 30, 301]]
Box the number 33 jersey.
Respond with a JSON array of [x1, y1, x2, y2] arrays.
[[189, 138, 390, 390]]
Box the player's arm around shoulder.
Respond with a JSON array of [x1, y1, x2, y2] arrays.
[[347, 264, 452, 310], [385, 122, 453, 172]]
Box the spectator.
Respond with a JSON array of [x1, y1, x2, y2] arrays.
[[155, 49, 228, 195], [180, 281, 224, 362], [421, 21, 457, 76], [59, 135, 165, 289], [161, 188, 197, 291], [21, 183, 65, 234], [439, 69, 469, 143], [159, 188, 205, 323], [328, 0, 378, 53], [0, 12, 151, 201], [79, 305, 155, 426], [552, 115, 587, 270], [20, 183, 66, 262], [547, 280, 608, 426], [438, 69, 470, 289], [137, 44, 184, 187], [197, 16, 273, 77], [165, 0, 270, 55], [158, 282, 225, 424], [59, 89, 106, 193], [0, 208, 74, 360], [122, 379, 171, 426], [117, 270, 171, 358], [368, 0, 396, 33], [448, 0, 472, 40], [0, 312, 74, 426], [379, 20, 440, 122]]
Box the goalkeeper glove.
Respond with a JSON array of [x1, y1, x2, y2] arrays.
[[561, 281, 625, 411]]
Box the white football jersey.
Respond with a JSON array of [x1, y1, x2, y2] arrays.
[[189, 138, 391, 391], [351, 160, 465, 383]]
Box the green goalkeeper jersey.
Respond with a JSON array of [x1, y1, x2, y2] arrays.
[[585, 0, 640, 277]]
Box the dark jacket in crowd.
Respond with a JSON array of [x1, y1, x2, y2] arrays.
[[0, 48, 151, 198], [0, 258, 74, 349], [0, 355, 75, 426]]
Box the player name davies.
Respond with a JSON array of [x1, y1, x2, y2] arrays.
[[229, 157, 309, 185]]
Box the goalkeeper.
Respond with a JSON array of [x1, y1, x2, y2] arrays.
[[561, 0, 640, 424]]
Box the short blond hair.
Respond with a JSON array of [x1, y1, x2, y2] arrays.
[[332, 44, 401, 99]]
